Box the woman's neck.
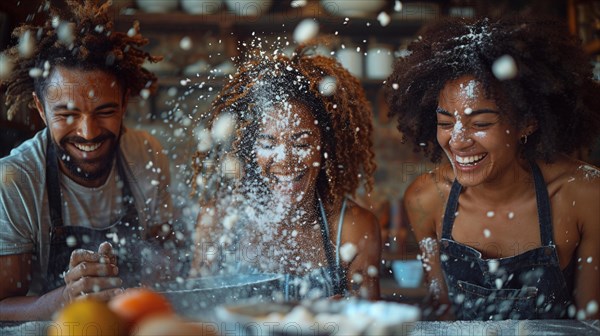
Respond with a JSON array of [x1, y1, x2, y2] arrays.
[[465, 158, 536, 204], [282, 190, 321, 228]]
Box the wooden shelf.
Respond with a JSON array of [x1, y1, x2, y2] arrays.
[[584, 40, 600, 55], [115, 11, 425, 38], [114, 6, 429, 136], [116, 12, 226, 32], [155, 76, 389, 89]]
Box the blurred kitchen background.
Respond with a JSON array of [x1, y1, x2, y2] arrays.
[[1, 0, 599, 301]]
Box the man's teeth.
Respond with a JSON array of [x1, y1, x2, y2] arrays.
[[74, 142, 101, 152], [456, 154, 486, 165]]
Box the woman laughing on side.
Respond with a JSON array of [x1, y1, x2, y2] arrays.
[[387, 16, 600, 320]]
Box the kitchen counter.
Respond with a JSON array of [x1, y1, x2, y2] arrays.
[[2, 319, 598, 335], [409, 319, 599, 335]]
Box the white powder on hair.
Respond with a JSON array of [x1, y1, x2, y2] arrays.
[[459, 80, 478, 99], [578, 165, 600, 181]]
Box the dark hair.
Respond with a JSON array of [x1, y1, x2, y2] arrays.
[[386, 16, 600, 162], [2, 0, 161, 120], [191, 44, 376, 211]]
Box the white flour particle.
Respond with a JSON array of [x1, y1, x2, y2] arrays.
[[492, 54, 518, 80], [377, 12, 391, 27], [293, 19, 319, 44], [340, 243, 358, 262]]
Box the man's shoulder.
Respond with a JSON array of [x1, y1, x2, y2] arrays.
[[0, 130, 46, 188], [118, 127, 170, 185], [3, 129, 46, 159], [120, 127, 165, 159]]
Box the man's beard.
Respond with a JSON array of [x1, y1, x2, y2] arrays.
[[52, 131, 120, 181]]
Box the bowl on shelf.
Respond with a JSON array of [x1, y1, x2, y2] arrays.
[[225, 0, 273, 16], [181, 0, 223, 14], [183, 59, 211, 76], [320, 0, 386, 17], [142, 59, 180, 76], [366, 44, 394, 79], [336, 46, 363, 78], [136, 0, 178, 13], [391, 259, 424, 288]]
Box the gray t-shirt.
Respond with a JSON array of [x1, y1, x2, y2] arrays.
[[0, 127, 173, 294]]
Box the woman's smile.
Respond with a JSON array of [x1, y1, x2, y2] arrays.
[[437, 75, 522, 186], [255, 100, 322, 205]]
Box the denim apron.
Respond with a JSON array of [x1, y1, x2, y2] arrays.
[[440, 161, 575, 320], [43, 129, 146, 293]]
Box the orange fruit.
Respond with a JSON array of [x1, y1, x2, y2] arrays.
[[133, 314, 218, 336], [108, 288, 173, 332], [48, 298, 125, 336]]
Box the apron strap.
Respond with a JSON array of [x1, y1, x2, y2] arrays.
[[441, 180, 462, 240], [317, 195, 346, 296], [529, 160, 554, 246], [45, 129, 64, 230], [115, 151, 138, 216]]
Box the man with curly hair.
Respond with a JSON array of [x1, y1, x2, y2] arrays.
[[190, 45, 381, 300], [387, 16, 600, 320], [0, 0, 173, 320]]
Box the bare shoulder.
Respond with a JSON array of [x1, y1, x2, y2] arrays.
[[540, 157, 600, 229], [404, 164, 452, 223], [342, 199, 379, 234], [541, 156, 600, 198], [405, 172, 441, 205], [338, 199, 381, 268]]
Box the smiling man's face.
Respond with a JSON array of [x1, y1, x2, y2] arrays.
[[35, 66, 126, 187]]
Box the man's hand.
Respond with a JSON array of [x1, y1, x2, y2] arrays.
[[62, 242, 123, 304]]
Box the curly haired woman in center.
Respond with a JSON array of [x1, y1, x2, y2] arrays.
[[190, 44, 380, 300]]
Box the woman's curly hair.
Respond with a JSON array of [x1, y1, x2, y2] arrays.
[[191, 44, 376, 212], [386, 16, 600, 163], [1, 0, 161, 120]]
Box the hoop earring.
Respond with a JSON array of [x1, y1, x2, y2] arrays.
[[520, 134, 528, 145]]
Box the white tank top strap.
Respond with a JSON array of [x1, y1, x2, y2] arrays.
[[317, 195, 348, 268]]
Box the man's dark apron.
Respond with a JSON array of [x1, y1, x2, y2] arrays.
[[42, 130, 145, 293], [440, 161, 575, 320]]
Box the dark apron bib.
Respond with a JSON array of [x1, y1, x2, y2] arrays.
[[282, 197, 347, 300], [241, 196, 347, 300], [318, 198, 347, 297], [440, 161, 574, 320], [43, 129, 145, 293]]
